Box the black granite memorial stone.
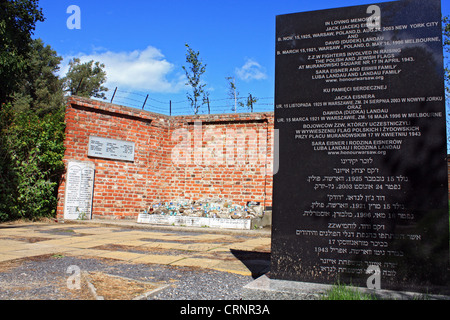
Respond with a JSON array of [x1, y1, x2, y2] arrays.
[[272, 0, 450, 294]]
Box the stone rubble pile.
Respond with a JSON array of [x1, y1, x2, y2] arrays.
[[144, 198, 264, 220]]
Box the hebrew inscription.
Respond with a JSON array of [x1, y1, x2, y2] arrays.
[[63, 161, 95, 220]]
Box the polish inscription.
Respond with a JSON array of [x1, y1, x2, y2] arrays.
[[272, 0, 450, 294]]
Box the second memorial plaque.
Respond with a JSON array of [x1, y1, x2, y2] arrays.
[[272, 0, 450, 294]]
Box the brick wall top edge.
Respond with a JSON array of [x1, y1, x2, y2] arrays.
[[173, 111, 274, 118], [67, 96, 274, 124], [172, 112, 275, 124], [67, 96, 170, 121]]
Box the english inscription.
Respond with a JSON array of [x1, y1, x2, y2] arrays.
[[88, 136, 135, 162], [272, 0, 450, 294]]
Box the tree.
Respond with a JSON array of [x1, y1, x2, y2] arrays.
[[63, 58, 108, 99], [182, 43, 208, 115], [0, 0, 45, 105], [0, 2, 68, 222], [12, 38, 64, 114], [225, 76, 258, 112], [226, 76, 239, 112], [244, 94, 258, 112]]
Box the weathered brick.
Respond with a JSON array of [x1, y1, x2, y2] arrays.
[[56, 96, 275, 220]]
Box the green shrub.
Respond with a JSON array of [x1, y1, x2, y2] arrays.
[[0, 104, 65, 221]]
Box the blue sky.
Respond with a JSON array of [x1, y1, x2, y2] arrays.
[[33, 0, 450, 115]]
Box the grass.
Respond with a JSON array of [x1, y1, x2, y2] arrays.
[[321, 282, 378, 300]]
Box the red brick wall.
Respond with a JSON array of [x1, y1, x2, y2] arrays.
[[57, 96, 274, 220]]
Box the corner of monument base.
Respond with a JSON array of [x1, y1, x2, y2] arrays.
[[242, 274, 450, 300]]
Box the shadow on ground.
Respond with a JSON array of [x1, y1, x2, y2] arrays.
[[230, 249, 270, 279]]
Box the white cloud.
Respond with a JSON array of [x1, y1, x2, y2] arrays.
[[60, 46, 185, 93], [235, 59, 268, 82]]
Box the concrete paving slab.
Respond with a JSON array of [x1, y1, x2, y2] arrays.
[[212, 262, 253, 276], [96, 251, 146, 261], [0, 247, 30, 256], [103, 235, 153, 243], [64, 227, 118, 234], [20, 242, 54, 250], [59, 238, 116, 247], [134, 232, 175, 239], [172, 243, 225, 252], [116, 240, 152, 247], [170, 257, 222, 269], [150, 234, 190, 241], [140, 242, 184, 250], [11, 246, 73, 258], [65, 248, 115, 258], [31, 234, 75, 239], [132, 254, 188, 265], [185, 234, 230, 241], [0, 239, 29, 246], [110, 232, 148, 238], [208, 246, 234, 253], [227, 243, 267, 251], [65, 233, 119, 241], [116, 230, 157, 236], [218, 243, 256, 251], [37, 237, 95, 246], [238, 238, 271, 247], [63, 240, 115, 249], [0, 230, 45, 238], [34, 224, 72, 229], [0, 253, 24, 262]]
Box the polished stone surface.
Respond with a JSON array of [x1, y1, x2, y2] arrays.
[[272, 0, 449, 294]]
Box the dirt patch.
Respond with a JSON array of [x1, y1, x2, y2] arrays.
[[38, 228, 82, 236], [0, 259, 24, 273], [0, 254, 63, 272], [0, 236, 52, 243], [0, 218, 58, 226], [85, 272, 161, 300]]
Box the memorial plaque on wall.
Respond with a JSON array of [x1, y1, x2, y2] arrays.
[[63, 161, 95, 220], [272, 0, 450, 294], [88, 136, 135, 162]]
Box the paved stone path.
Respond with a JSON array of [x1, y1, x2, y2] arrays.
[[0, 221, 271, 277], [0, 220, 271, 300]]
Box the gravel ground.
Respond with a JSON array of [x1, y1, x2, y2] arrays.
[[0, 254, 254, 300]]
